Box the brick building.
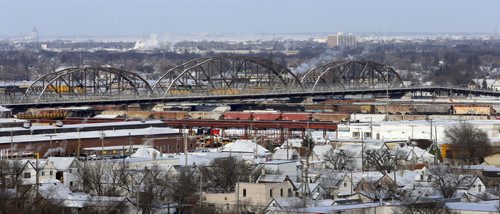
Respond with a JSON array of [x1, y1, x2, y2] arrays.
[[0, 127, 192, 158]]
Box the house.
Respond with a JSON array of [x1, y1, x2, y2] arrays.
[[397, 145, 435, 166], [264, 197, 306, 213], [202, 175, 298, 213], [318, 172, 353, 199], [272, 148, 300, 161], [259, 160, 299, 180], [37, 179, 137, 213], [458, 175, 486, 194], [221, 139, 270, 161]]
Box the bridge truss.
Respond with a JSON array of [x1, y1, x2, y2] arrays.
[[300, 60, 404, 91], [21, 67, 153, 103], [151, 56, 302, 97], [13, 58, 411, 104]]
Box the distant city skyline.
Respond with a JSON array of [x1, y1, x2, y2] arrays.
[[1, 0, 499, 38]]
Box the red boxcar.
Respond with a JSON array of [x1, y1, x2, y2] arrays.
[[223, 112, 253, 120], [281, 113, 312, 121], [252, 113, 282, 121]]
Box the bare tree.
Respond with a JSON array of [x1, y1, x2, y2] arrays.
[[428, 165, 473, 198], [444, 123, 491, 165], [0, 160, 26, 213], [323, 148, 354, 171], [77, 160, 127, 196], [201, 157, 257, 193], [171, 167, 198, 212], [361, 179, 397, 200], [364, 149, 404, 175], [136, 164, 174, 214]]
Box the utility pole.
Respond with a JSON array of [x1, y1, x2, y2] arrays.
[[10, 130, 13, 159], [100, 131, 105, 159], [35, 152, 39, 199], [199, 169, 203, 209], [434, 126, 438, 163], [128, 132, 132, 155], [183, 126, 188, 166], [77, 129, 81, 158], [361, 131, 364, 173]]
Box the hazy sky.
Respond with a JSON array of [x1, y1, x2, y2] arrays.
[[1, 0, 499, 37]]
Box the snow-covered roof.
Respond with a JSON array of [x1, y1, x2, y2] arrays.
[[47, 157, 76, 171], [38, 179, 89, 208], [272, 148, 299, 160], [461, 164, 500, 172], [281, 138, 303, 148], [257, 174, 289, 183], [0, 106, 11, 112], [446, 200, 500, 212], [0, 127, 178, 144], [0, 120, 164, 133], [0, 118, 27, 124], [222, 139, 269, 155], [93, 114, 121, 118]]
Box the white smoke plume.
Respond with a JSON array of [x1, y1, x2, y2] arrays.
[[43, 147, 65, 158], [294, 49, 340, 74], [133, 34, 161, 50]]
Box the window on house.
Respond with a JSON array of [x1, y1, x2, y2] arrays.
[[270, 189, 273, 197], [352, 132, 360, 139], [243, 189, 246, 197], [224, 197, 227, 201], [41, 171, 45, 176], [69, 169, 72, 173], [420, 174, 424, 180], [478, 184, 482, 192], [288, 188, 292, 197], [344, 182, 347, 187], [50, 171, 53, 176], [280, 189, 283, 197], [70, 181, 73, 186], [24, 172, 31, 179]]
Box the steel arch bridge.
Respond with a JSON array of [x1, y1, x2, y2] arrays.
[[21, 67, 153, 103], [151, 56, 303, 97], [14, 58, 409, 104], [300, 60, 404, 91]]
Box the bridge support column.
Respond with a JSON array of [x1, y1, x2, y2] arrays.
[[244, 127, 248, 139], [280, 128, 285, 145]]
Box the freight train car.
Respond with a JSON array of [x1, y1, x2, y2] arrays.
[[374, 104, 414, 114], [281, 113, 312, 121], [252, 112, 282, 121], [335, 105, 374, 114], [188, 111, 223, 120], [312, 113, 349, 122], [223, 112, 253, 120], [452, 105, 495, 115], [413, 105, 452, 115]]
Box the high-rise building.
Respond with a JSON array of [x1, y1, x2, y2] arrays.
[[327, 32, 357, 48], [31, 26, 39, 41]]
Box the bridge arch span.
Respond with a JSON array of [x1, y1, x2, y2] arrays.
[[151, 56, 303, 97], [21, 67, 152, 103], [300, 60, 404, 91]]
